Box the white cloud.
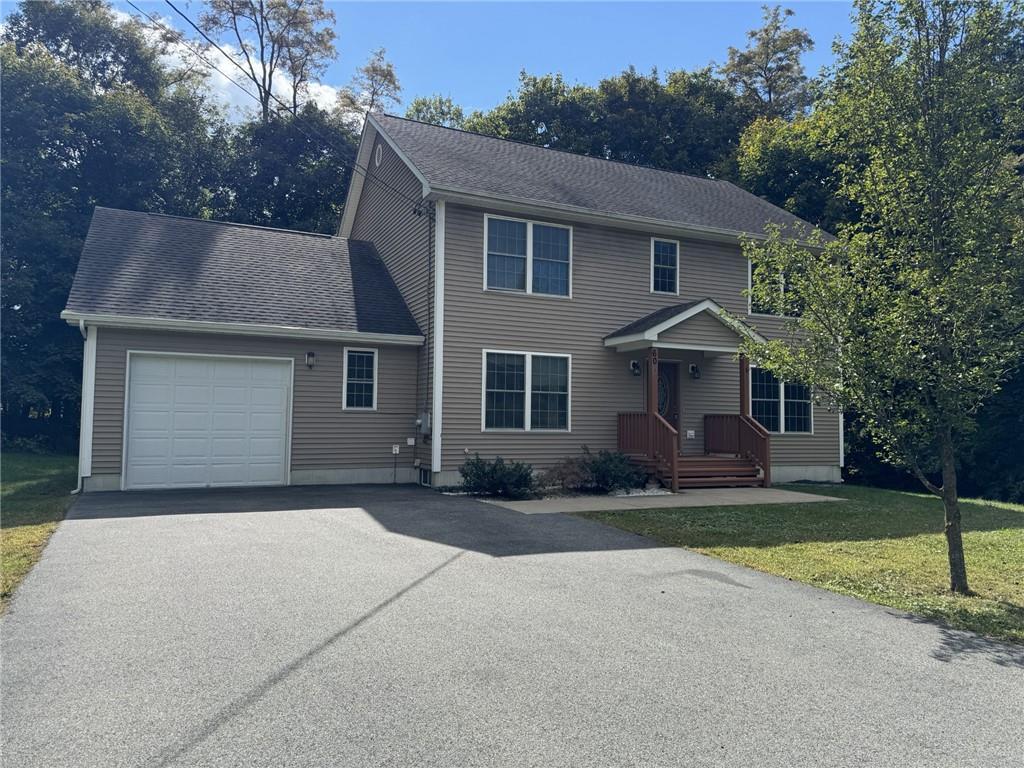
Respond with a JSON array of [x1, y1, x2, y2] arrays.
[[121, 8, 342, 120]]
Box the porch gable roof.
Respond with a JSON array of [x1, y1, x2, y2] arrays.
[[603, 298, 765, 352]]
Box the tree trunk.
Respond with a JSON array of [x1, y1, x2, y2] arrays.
[[939, 435, 970, 595]]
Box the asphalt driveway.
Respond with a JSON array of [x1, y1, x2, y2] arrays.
[[2, 485, 1021, 767]]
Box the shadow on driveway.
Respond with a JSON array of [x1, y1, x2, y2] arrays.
[[68, 484, 662, 559]]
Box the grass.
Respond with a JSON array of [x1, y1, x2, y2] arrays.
[[1, 453, 77, 611], [578, 484, 1024, 643]]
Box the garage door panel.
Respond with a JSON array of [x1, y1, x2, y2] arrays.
[[125, 354, 290, 490]]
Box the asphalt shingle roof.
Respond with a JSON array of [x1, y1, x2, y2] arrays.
[[604, 301, 705, 340], [374, 114, 821, 238], [65, 208, 421, 337]]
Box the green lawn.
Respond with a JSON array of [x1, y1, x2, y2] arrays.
[[1, 453, 77, 611], [578, 484, 1024, 642]]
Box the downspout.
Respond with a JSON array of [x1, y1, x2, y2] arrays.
[[72, 322, 97, 495]]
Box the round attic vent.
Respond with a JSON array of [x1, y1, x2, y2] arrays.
[[374, 144, 383, 167]]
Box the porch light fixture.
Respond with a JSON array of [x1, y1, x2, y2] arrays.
[[688, 363, 701, 380], [305, 351, 316, 369], [629, 360, 642, 377]]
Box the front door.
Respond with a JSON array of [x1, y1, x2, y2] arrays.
[[657, 362, 680, 432]]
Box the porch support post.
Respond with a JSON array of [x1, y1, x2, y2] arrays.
[[739, 354, 750, 417], [647, 347, 659, 460]]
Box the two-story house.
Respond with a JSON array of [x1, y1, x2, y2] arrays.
[[62, 114, 842, 492]]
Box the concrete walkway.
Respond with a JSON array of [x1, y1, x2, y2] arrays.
[[486, 485, 843, 514]]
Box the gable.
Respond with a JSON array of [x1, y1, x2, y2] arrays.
[[658, 310, 742, 349]]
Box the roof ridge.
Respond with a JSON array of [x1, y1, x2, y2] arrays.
[[94, 207, 337, 239], [375, 113, 729, 186]]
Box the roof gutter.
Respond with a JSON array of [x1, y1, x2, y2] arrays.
[[60, 311, 425, 346], [426, 186, 828, 250]]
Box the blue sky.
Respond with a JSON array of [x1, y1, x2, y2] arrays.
[[11, 1, 856, 117]]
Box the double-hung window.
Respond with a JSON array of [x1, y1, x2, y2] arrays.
[[651, 238, 679, 294], [483, 351, 570, 431], [343, 348, 377, 410], [750, 368, 811, 434], [485, 215, 571, 297]]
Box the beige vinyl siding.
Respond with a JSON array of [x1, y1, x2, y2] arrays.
[[349, 133, 433, 463], [89, 327, 418, 478], [439, 203, 840, 471], [659, 312, 741, 349]]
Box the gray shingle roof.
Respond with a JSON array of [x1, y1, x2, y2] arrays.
[[374, 114, 821, 238], [65, 208, 421, 337], [604, 301, 704, 339]]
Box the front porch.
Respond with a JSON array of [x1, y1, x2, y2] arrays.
[[604, 299, 772, 490]]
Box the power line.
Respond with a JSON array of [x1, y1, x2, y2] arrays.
[[160, 0, 431, 218], [123, 0, 431, 220]]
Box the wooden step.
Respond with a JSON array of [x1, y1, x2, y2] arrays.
[[671, 476, 764, 488], [675, 466, 759, 478]]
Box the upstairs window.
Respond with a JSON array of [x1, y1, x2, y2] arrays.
[[749, 260, 802, 316], [651, 239, 679, 294], [750, 368, 812, 434], [485, 215, 571, 297], [344, 348, 377, 410]]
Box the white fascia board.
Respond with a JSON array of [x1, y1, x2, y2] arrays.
[[60, 311, 424, 346], [338, 122, 378, 238], [603, 300, 766, 350], [429, 187, 827, 249], [366, 114, 433, 198]]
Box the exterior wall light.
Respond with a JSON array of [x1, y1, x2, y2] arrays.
[[629, 360, 642, 376], [305, 351, 316, 369], [688, 363, 701, 379]]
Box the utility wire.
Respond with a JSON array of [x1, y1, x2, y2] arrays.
[[124, 0, 432, 220], [160, 0, 431, 217]]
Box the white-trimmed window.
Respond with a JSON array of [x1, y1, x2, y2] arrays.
[[484, 215, 571, 297], [650, 238, 679, 294], [483, 351, 570, 431], [751, 368, 811, 434], [343, 348, 377, 410]]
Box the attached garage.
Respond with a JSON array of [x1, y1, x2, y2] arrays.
[[123, 353, 292, 490]]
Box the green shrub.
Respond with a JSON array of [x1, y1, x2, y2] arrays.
[[539, 447, 646, 494], [459, 454, 535, 499], [581, 447, 646, 493]]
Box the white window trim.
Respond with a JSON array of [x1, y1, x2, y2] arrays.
[[483, 213, 573, 298], [343, 347, 378, 411], [650, 237, 680, 295], [480, 349, 572, 433], [749, 367, 814, 435]]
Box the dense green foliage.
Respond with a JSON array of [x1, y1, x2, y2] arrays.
[[458, 455, 536, 499], [742, 0, 1024, 591], [540, 448, 646, 494], [0, 1, 357, 451]]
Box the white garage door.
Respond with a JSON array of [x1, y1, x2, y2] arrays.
[[124, 354, 292, 490]]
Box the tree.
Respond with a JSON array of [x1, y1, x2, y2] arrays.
[[223, 105, 357, 233], [741, 0, 1024, 594], [199, 0, 336, 122], [1, 1, 230, 451], [335, 47, 401, 122], [405, 94, 466, 128], [464, 68, 751, 177], [736, 114, 857, 231], [720, 5, 814, 119]]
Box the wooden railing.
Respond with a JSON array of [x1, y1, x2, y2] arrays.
[[617, 412, 648, 455], [617, 412, 679, 492], [704, 413, 772, 487], [652, 414, 680, 492]]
